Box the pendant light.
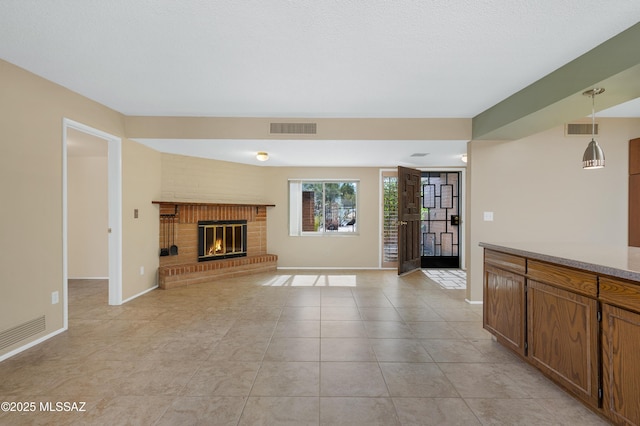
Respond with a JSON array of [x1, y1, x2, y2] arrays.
[[582, 88, 605, 169]]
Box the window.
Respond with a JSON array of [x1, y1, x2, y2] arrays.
[[289, 180, 358, 235], [382, 172, 398, 266]]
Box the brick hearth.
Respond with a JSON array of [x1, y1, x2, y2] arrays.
[[154, 201, 277, 289]]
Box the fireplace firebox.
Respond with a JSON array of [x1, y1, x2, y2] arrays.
[[198, 220, 247, 262]]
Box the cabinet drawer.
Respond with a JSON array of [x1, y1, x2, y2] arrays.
[[484, 249, 526, 274], [600, 277, 640, 313], [527, 260, 597, 297]]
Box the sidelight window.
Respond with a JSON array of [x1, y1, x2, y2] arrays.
[[289, 180, 358, 235], [382, 172, 398, 266]]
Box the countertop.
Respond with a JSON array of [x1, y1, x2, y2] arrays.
[[479, 242, 640, 283]]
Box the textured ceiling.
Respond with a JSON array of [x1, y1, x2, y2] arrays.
[[2, 1, 639, 165]]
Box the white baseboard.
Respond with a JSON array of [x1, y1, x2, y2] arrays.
[[121, 285, 158, 304], [68, 276, 109, 280]]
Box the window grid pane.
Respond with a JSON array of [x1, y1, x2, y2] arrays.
[[298, 181, 357, 234], [383, 176, 398, 262]]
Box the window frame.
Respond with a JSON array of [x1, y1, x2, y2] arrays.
[[289, 179, 359, 236]]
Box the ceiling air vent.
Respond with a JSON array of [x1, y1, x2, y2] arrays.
[[270, 122, 317, 134], [566, 123, 598, 136]]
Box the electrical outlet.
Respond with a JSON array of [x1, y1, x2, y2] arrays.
[[140, 266, 144, 275], [51, 291, 59, 304], [483, 211, 494, 221]]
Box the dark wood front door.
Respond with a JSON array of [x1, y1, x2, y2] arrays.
[[398, 166, 422, 275]]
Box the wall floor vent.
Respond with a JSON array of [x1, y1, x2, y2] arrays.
[[566, 123, 598, 136], [270, 122, 317, 134], [0, 316, 46, 351]]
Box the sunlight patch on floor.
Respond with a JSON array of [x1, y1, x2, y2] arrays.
[[260, 274, 358, 287], [422, 269, 467, 289]]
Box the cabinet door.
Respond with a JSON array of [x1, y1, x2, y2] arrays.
[[630, 174, 640, 247], [602, 304, 640, 426], [527, 280, 599, 408], [631, 138, 640, 247], [483, 265, 526, 356]]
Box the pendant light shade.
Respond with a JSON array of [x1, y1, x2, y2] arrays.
[[582, 138, 605, 169], [582, 88, 605, 169]]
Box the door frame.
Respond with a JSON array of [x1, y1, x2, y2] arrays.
[[62, 118, 123, 329], [379, 167, 466, 271]]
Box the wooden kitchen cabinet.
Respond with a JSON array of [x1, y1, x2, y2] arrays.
[[526, 260, 599, 409], [481, 244, 640, 424], [527, 279, 600, 409], [600, 277, 640, 426], [483, 250, 526, 356], [631, 138, 640, 247], [630, 174, 640, 247]]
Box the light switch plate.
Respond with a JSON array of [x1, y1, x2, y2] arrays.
[[483, 212, 494, 221]]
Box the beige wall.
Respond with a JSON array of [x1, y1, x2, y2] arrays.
[[0, 60, 161, 358], [467, 118, 640, 302], [121, 140, 162, 301], [68, 156, 109, 278], [265, 167, 381, 268], [126, 116, 471, 141], [160, 153, 270, 204]]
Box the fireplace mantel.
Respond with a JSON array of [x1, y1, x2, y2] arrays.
[[152, 201, 275, 208]]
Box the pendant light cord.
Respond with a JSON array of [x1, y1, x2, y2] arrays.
[[591, 92, 596, 138]]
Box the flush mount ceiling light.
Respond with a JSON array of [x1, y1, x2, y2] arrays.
[[256, 151, 269, 161], [582, 88, 605, 169]]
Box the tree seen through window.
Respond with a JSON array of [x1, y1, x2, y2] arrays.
[[301, 181, 357, 232]]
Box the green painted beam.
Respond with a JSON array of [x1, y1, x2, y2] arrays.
[[473, 22, 640, 140]]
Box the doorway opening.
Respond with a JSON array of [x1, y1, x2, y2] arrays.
[[420, 171, 461, 268], [62, 119, 122, 329], [381, 168, 465, 272]]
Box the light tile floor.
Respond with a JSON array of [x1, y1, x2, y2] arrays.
[[0, 270, 608, 425]]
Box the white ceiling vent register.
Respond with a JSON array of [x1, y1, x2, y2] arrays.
[[270, 123, 317, 134], [566, 123, 599, 136], [0, 315, 45, 350]]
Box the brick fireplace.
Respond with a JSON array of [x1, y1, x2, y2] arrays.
[[154, 201, 277, 289]]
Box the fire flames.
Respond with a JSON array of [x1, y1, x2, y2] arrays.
[[208, 238, 223, 255]]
